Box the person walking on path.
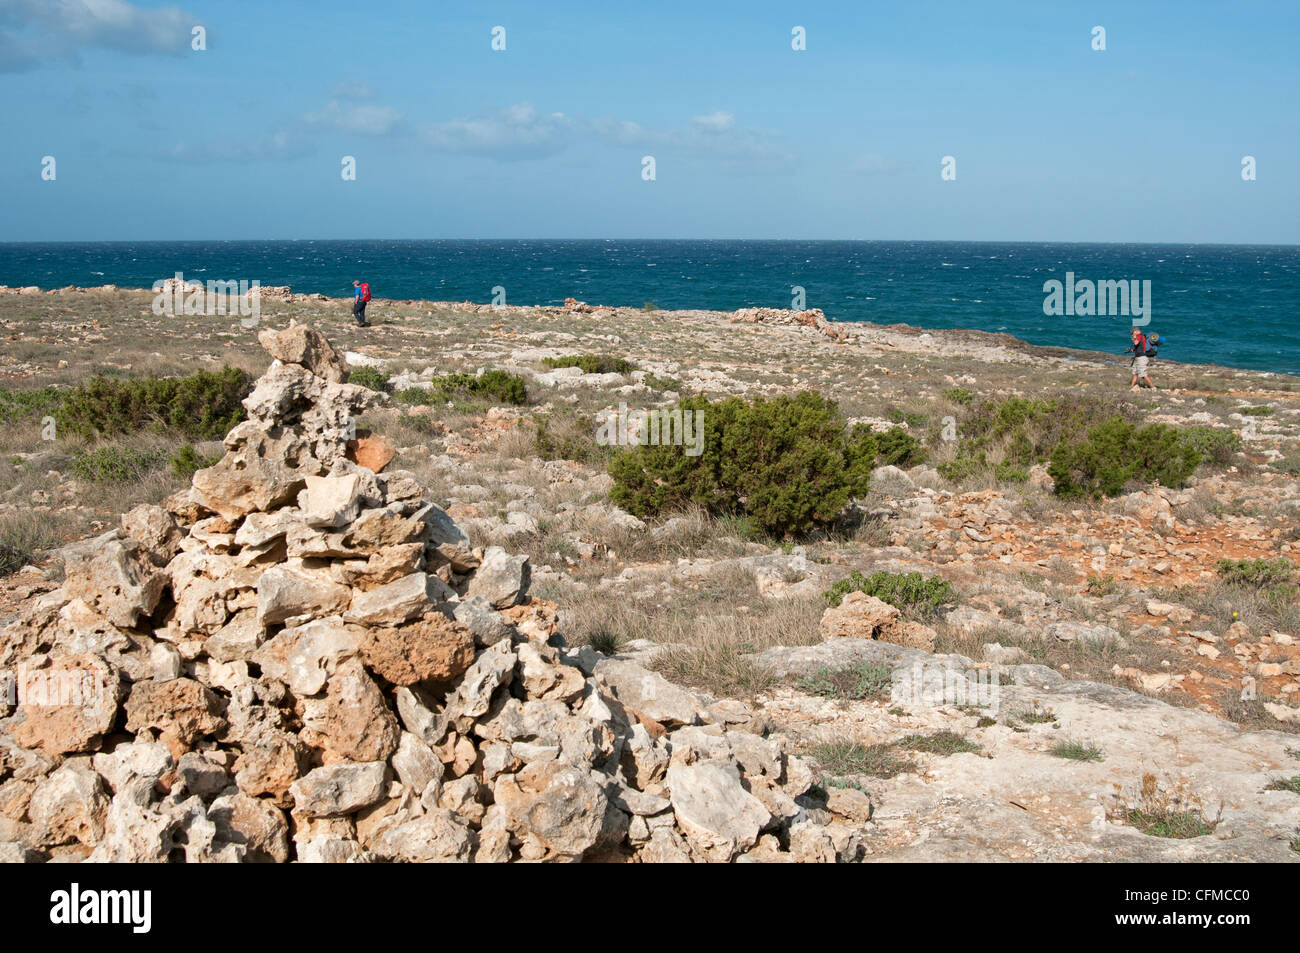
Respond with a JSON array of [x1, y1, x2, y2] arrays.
[[1128, 327, 1155, 391], [352, 279, 371, 327]]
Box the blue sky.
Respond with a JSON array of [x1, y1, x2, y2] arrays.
[[1, 0, 1296, 242]]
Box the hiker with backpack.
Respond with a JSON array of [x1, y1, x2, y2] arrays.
[[1128, 327, 1157, 391], [352, 279, 371, 327]]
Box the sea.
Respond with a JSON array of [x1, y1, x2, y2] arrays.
[[1, 240, 1297, 375]]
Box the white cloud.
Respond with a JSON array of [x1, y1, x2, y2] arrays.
[[690, 111, 735, 133], [0, 0, 195, 69], [421, 102, 575, 160], [421, 102, 788, 164], [306, 99, 403, 136]]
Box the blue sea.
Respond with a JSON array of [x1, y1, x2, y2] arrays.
[[2, 240, 1298, 375]]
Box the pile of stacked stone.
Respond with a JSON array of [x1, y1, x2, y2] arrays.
[[729, 307, 849, 342], [0, 325, 861, 863]]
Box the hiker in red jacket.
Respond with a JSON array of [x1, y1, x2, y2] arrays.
[[352, 280, 371, 327], [1128, 327, 1154, 391]]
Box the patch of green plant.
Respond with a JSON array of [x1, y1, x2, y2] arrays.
[[900, 731, 980, 756], [941, 387, 974, 405], [1053, 739, 1105, 762], [609, 390, 877, 537], [427, 370, 527, 406], [886, 408, 928, 429], [1240, 405, 1273, 416], [71, 446, 168, 482], [169, 444, 221, 480], [1264, 776, 1300, 794], [875, 426, 926, 467], [541, 354, 633, 375], [938, 451, 987, 482], [55, 367, 250, 441], [643, 372, 682, 392], [823, 569, 954, 618], [807, 740, 915, 779], [795, 661, 893, 701], [1120, 807, 1216, 839], [993, 462, 1029, 483], [346, 365, 391, 392], [1215, 557, 1295, 590], [1177, 425, 1242, 468], [0, 386, 64, 424], [1048, 416, 1200, 499], [1008, 705, 1057, 726], [1085, 575, 1118, 597]]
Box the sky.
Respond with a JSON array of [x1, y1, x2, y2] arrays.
[[0, 0, 1297, 243]]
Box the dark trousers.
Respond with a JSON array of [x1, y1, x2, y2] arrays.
[[353, 299, 367, 325]]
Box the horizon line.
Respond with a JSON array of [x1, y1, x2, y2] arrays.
[[3, 238, 1300, 248]]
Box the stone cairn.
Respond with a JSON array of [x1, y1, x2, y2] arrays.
[[0, 325, 858, 863]]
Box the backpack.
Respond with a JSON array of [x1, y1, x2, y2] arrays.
[[1144, 332, 1161, 358], [360, 282, 371, 303]]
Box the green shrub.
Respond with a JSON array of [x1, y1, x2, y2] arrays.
[[994, 462, 1029, 483], [56, 367, 250, 441], [609, 391, 874, 537], [71, 446, 168, 482], [0, 386, 64, 424], [1240, 405, 1273, 416], [170, 444, 221, 480], [875, 426, 926, 467], [886, 408, 927, 429], [1215, 558, 1295, 590], [823, 570, 954, 618], [941, 387, 974, 405], [347, 366, 391, 392], [938, 451, 987, 482], [542, 355, 633, 375], [1047, 417, 1200, 499], [643, 372, 682, 392], [1178, 426, 1242, 468], [427, 370, 527, 406], [795, 661, 893, 700]]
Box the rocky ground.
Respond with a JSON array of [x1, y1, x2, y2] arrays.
[[1, 286, 1299, 862]]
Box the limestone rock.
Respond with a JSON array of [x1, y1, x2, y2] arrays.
[[290, 762, 388, 816], [360, 613, 475, 686], [258, 324, 348, 382], [466, 546, 530, 609]]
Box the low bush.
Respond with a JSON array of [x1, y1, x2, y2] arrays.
[[609, 391, 876, 537], [1048, 417, 1200, 498], [426, 370, 527, 406], [542, 355, 633, 375], [941, 387, 974, 405], [55, 367, 251, 440], [71, 446, 168, 482], [0, 386, 64, 424], [795, 661, 893, 700], [1215, 557, 1295, 590], [823, 570, 954, 618], [874, 426, 926, 467], [1178, 426, 1242, 468], [170, 444, 221, 480], [347, 366, 391, 392]]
